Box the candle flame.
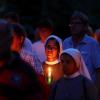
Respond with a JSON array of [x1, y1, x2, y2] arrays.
[[48, 67, 51, 77]]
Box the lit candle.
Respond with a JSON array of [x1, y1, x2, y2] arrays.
[[47, 67, 52, 85], [48, 67, 51, 77]]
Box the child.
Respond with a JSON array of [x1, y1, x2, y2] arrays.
[[49, 48, 99, 100]]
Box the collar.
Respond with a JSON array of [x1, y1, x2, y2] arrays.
[[80, 34, 90, 44], [45, 59, 60, 65], [64, 71, 80, 79], [70, 34, 89, 45]]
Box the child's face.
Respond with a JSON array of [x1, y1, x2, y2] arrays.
[[45, 40, 59, 62], [60, 53, 79, 76]]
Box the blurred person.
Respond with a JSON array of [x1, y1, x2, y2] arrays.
[[42, 35, 63, 85], [3, 11, 33, 53], [10, 24, 50, 100], [11, 23, 43, 75], [0, 19, 44, 100], [49, 48, 99, 100], [63, 11, 100, 82], [32, 18, 54, 63]]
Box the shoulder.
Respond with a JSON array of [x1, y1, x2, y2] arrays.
[[32, 41, 41, 46], [24, 38, 32, 44], [82, 76, 95, 87], [42, 62, 47, 70], [20, 49, 34, 57], [85, 35, 98, 45], [63, 37, 72, 49], [63, 37, 71, 43]]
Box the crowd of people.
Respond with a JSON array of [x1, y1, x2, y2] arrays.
[[0, 11, 100, 100]]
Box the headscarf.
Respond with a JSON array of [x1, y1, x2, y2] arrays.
[[45, 35, 62, 65], [45, 35, 62, 54], [61, 48, 91, 80]]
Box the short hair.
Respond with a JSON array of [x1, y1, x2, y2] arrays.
[[36, 18, 53, 31], [71, 11, 89, 25]]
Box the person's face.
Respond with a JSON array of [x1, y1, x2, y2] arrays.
[[60, 53, 78, 76], [45, 40, 59, 62], [36, 27, 51, 40], [69, 18, 85, 35], [11, 33, 23, 52]]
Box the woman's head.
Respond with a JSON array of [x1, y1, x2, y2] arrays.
[[60, 52, 79, 76], [45, 35, 62, 62], [60, 48, 91, 80]]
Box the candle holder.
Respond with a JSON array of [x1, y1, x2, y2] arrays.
[[47, 75, 53, 85]]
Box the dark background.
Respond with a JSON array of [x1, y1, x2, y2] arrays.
[[0, 0, 100, 40]]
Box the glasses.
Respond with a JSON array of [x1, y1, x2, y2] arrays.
[[46, 45, 58, 50]]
